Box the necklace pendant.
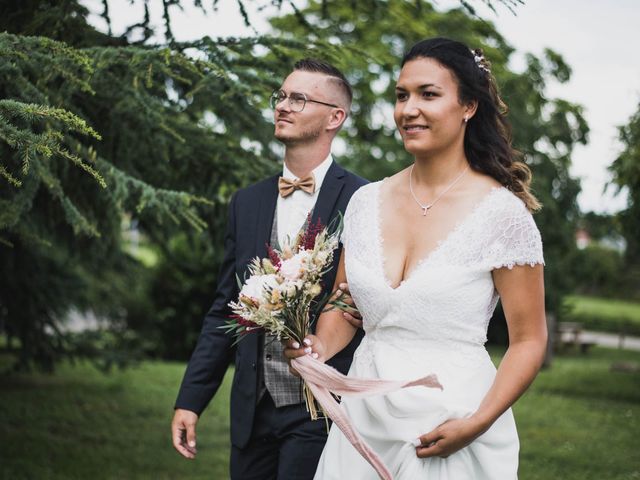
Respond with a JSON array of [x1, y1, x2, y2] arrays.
[[422, 206, 429, 216]]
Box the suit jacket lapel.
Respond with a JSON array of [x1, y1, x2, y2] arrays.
[[311, 161, 346, 228], [254, 174, 279, 258]]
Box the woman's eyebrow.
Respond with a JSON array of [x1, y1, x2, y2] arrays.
[[395, 83, 442, 91]]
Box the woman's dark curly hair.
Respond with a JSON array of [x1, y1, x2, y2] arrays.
[[402, 37, 540, 211]]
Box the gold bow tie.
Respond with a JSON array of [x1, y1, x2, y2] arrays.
[[278, 174, 316, 198]]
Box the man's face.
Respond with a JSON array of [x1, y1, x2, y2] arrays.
[[273, 71, 337, 146]]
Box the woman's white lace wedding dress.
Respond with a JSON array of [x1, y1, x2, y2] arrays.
[[314, 181, 544, 480]]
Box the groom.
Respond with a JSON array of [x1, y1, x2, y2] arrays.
[[171, 58, 366, 479]]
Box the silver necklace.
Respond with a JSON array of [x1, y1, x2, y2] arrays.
[[409, 164, 469, 216]]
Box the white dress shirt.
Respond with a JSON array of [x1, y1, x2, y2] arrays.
[[277, 154, 333, 248]]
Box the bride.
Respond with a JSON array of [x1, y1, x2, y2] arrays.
[[285, 37, 547, 479]]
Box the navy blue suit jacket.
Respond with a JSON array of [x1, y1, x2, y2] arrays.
[[175, 161, 368, 448]]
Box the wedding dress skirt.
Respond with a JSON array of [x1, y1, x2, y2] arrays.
[[314, 181, 543, 479], [314, 337, 519, 479]]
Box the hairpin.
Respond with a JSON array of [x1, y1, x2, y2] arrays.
[[471, 49, 490, 73]]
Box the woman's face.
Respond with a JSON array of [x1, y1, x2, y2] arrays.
[[394, 57, 473, 158]]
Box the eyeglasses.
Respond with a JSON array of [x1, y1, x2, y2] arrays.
[[270, 90, 338, 112]]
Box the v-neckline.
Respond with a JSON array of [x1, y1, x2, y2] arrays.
[[373, 180, 504, 291]]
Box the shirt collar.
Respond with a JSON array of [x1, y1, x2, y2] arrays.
[[282, 153, 333, 191]]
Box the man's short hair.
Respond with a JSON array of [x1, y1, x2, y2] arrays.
[[293, 58, 353, 107]]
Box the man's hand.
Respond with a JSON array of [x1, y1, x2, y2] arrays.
[[172, 409, 199, 459], [330, 282, 363, 329]]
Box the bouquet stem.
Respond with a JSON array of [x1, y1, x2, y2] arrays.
[[303, 381, 320, 420]]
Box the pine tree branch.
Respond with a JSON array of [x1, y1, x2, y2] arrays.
[[0, 173, 39, 230], [0, 236, 13, 247], [0, 164, 21, 187], [161, 0, 179, 44], [0, 100, 105, 187], [101, 0, 113, 36], [34, 160, 101, 237], [93, 155, 213, 232]]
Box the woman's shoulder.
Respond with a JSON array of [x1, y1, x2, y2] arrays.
[[347, 179, 384, 206], [341, 181, 381, 246], [488, 186, 535, 219], [483, 186, 542, 245], [461, 175, 540, 236], [465, 184, 544, 268]]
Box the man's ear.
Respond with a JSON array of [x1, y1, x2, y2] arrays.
[[326, 108, 347, 132]]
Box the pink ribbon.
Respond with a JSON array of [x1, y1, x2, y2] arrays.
[[291, 355, 443, 480]]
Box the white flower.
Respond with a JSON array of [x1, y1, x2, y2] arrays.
[[313, 250, 329, 266], [277, 280, 298, 298], [279, 252, 311, 280], [306, 283, 322, 297], [282, 278, 306, 296], [240, 274, 280, 300]]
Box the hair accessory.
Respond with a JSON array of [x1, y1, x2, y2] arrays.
[[471, 49, 490, 74]]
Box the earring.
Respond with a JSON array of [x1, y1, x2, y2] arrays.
[[464, 116, 468, 123]]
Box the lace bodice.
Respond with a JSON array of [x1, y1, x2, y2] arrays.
[[341, 181, 544, 357]]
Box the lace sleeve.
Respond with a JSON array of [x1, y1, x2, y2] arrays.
[[484, 196, 544, 270]]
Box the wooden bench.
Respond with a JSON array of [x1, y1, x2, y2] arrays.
[[557, 321, 595, 353]]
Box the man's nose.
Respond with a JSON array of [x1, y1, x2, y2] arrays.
[[275, 97, 291, 113]]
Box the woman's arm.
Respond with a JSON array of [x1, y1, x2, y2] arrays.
[[416, 263, 547, 458], [284, 248, 358, 363]]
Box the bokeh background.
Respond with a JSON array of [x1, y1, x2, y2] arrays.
[[1, 1, 639, 479]]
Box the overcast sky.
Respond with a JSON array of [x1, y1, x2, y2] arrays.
[[83, 0, 639, 214]]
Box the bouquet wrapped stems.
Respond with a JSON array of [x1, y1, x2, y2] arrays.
[[303, 373, 321, 420], [284, 304, 322, 420]]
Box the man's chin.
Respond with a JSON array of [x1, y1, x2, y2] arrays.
[[275, 132, 300, 145], [274, 129, 320, 146]]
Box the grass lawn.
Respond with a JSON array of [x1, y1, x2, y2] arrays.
[[564, 294, 640, 336], [0, 359, 233, 480], [509, 347, 640, 480], [1, 347, 639, 480]]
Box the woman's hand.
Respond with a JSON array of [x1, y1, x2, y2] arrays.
[[414, 417, 487, 459], [282, 334, 328, 377], [329, 283, 363, 329]]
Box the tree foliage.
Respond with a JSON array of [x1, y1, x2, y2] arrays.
[[1, 0, 588, 368], [608, 102, 640, 299], [610, 103, 640, 264], [0, 2, 308, 369]]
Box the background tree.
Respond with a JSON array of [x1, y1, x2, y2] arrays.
[[1, 0, 587, 369], [579, 211, 623, 242], [609, 102, 640, 299], [0, 0, 310, 370]]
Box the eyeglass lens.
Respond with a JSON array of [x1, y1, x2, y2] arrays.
[[271, 91, 306, 112]]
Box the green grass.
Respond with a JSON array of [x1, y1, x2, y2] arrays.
[[1, 348, 639, 480], [0, 360, 232, 480], [511, 348, 640, 480], [564, 294, 640, 336]]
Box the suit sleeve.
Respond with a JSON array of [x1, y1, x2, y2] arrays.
[[174, 192, 239, 415]]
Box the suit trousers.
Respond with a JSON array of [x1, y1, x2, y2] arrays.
[[230, 392, 327, 480]]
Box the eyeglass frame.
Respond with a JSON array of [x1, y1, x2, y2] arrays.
[[270, 89, 339, 112]]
